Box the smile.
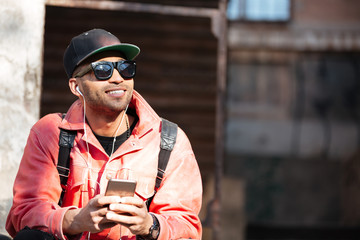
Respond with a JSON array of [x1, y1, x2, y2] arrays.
[[108, 90, 125, 94]]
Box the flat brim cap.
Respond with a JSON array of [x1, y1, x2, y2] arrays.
[[63, 29, 140, 78]]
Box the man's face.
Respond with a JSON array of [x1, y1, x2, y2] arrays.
[[76, 56, 134, 115]]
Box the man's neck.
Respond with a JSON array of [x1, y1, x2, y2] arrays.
[[85, 108, 130, 137]]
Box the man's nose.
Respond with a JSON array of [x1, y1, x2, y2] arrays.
[[108, 69, 124, 83]]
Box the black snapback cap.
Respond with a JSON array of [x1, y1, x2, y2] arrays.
[[63, 29, 140, 78]]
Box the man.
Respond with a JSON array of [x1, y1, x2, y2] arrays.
[[6, 29, 202, 240]]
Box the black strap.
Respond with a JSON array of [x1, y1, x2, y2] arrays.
[[155, 119, 178, 190], [146, 119, 177, 210], [57, 116, 76, 206]]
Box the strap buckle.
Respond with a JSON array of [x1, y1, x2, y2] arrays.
[[57, 165, 70, 178]]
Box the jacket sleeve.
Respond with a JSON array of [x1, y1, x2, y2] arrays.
[[148, 128, 203, 240], [6, 114, 74, 239]]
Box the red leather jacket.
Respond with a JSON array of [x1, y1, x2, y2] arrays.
[[6, 91, 202, 239]]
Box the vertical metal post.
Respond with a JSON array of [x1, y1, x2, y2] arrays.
[[212, 0, 228, 239]]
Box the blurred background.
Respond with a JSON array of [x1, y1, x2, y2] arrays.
[[1, 0, 360, 239]]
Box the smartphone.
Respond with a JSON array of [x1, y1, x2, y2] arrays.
[[105, 179, 137, 197]]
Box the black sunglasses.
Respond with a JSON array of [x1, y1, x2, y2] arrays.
[[74, 60, 136, 80]]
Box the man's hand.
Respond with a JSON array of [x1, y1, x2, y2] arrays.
[[62, 195, 122, 235], [105, 197, 153, 236]]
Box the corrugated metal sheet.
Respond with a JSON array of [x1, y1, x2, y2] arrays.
[[41, 5, 218, 171]]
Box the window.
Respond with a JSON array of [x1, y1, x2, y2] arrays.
[[227, 0, 291, 21]]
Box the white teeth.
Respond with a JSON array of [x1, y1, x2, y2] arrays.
[[108, 90, 124, 94]]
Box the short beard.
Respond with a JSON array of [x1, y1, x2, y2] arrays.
[[85, 88, 133, 117]]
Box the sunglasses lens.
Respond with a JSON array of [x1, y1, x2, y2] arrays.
[[94, 63, 112, 80], [118, 62, 136, 79], [91, 61, 136, 80]]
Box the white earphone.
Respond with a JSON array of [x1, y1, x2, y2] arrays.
[[76, 86, 83, 96]]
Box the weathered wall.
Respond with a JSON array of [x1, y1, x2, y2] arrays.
[[0, 0, 45, 234]]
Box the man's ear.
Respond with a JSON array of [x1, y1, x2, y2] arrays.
[[69, 78, 81, 97]]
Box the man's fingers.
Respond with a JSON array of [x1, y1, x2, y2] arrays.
[[109, 203, 138, 216], [105, 211, 153, 236], [106, 211, 134, 225], [97, 218, 118, 232], [92, 195, 122, 207], [115, 197, 144, 207], [97, 206, 110, 216]]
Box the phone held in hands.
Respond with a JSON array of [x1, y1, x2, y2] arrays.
[[105, 179, 137, 197]]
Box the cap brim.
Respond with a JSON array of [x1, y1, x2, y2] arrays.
[[77, 43, 140, 66]]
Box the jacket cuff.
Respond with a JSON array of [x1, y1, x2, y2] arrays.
[[51, 206, 78, 240]]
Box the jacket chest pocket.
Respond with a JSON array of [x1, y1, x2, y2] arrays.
[[132, 172, 157, 200], [62, 164, 91, 207]]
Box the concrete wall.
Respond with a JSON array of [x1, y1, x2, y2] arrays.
[[0, 0, 45, 234]]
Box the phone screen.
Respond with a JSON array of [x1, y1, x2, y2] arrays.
[[105, 179, 137, 197]]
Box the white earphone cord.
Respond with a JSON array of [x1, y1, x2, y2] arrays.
[[79, 90, 127, 240], [110, 104, 129, 157]]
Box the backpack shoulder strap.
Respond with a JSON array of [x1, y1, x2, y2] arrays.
[[147, 119, 178, 210], [155, 118, 178, 191], [57, 114, 76, 206]]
